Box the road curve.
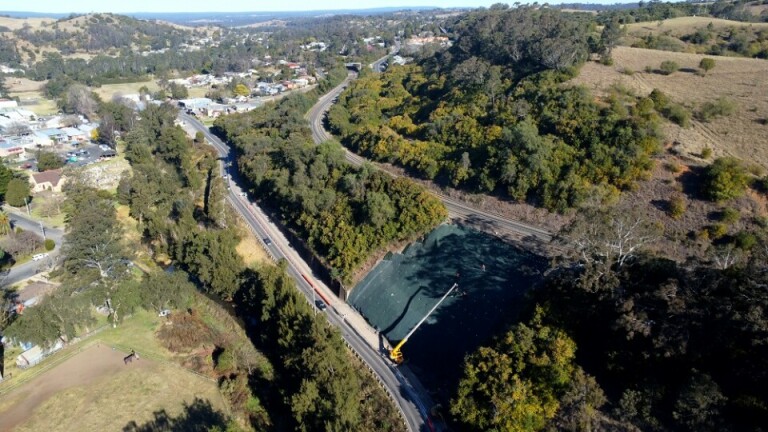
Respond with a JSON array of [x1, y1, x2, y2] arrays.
[[304, 70, 553, 243], [179, 112, 430, 432], [0, 209, 64, 288]]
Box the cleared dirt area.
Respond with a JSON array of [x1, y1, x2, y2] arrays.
[[571, 46, 768, 168], [0, 344, 225, 432]]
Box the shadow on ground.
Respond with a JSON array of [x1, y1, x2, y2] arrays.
[[122, 397, 227, 432], [349, 224, 547, 402]]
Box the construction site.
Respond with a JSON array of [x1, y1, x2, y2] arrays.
[[348, 224, 547, 400]]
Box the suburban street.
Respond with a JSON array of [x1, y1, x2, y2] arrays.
[[0, 209, 64, 288], [179, 111, 434, 432]]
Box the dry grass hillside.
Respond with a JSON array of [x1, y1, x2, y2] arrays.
[[571, 46, 768, 168], [625, 16, 768, 36]]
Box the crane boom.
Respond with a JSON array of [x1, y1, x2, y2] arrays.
[[389, 283, 459, 363]]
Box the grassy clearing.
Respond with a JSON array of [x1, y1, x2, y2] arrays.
[[187, 86, 210, 98], [92, 81, 160, 101], [11, 90, 59, 116], [95, 309, 174, 361], [29, 191, 66, 229]]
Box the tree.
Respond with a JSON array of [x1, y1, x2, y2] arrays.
[[63, 84, 98, 118], [5, 178, 30, 207], [451, 310, 579, 432], [0, 210, 11, 235], [233, 83, 250, 97], [4, 121, 31, 136], [36, 150, 65, 171], [561, 205, 660, 271], [0, 163, 13, 199], [699, 58, 715, 75], [168, 82, 188, 99]]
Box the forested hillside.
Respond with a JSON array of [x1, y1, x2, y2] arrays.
[[329, 6, 663, 211], [0, 13, 200, 64], [214, 92, 446, 284]]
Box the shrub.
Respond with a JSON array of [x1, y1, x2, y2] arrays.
[[621, 68, 634, 76], [157, 310, 214, 352], [669, 195, 687, 219], [701, 147, 713, 159], [698, 98, 736, 122], [707, 223, 728, 239], [699, 58, 716, 74], [644, 65, 654, 73], [44, 238, 55, 251], [734, 231, 757, 250], [720, 207, 740, 224], [649, 88, 669, 109], [702, 157, 750, 202], [659, 60, 680, 75], [663, 103, 691, 127]]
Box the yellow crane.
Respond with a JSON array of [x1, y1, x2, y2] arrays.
[[389, 282, 459, 364]]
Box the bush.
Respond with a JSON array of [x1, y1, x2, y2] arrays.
[[698, 98, 736, 122], [720, 207, 740, 224], [699, 58, 716, 74], [44, 238, 55, 251], [620, 67, 634, 75], [659, 60, 680, 75], [702, 157, 750, 202], [708, 223, 728, 239], [701, 147, 713, 159], [669, 195, 687, 219], [663, 103, 691, 127], [734, 231, 757, 250]]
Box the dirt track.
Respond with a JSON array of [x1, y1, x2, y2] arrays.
[[0, 344, 150, 431]]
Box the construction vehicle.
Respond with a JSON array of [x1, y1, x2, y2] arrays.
[[389, 283, 459, 364]]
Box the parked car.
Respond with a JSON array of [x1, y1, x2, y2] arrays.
[[158, 309, 171, 317], [32, 253, 48, 261]]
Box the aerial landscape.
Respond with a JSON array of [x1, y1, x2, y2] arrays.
[[0, 0, 766, 431]]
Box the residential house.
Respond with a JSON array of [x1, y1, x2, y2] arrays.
[[62, 127, 86, 142], [37, 128, 67, 142], [30, 169, 65, 193], [0, 139, 24, 158], [32, 131, 53, 147]]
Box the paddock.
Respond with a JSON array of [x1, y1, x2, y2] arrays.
[[0, 344, 225, 431]]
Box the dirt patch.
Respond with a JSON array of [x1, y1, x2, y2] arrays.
[[0, 344, 151, 431], [571, 46, 768, 169]]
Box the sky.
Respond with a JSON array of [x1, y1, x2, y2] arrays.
[[0, 0, 517, 14]]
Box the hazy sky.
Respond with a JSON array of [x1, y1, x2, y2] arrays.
[[0, 0, 519, 14]]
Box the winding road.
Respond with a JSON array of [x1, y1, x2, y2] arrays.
[[305, 62, 553, 243], [179, 111, 433, 432]]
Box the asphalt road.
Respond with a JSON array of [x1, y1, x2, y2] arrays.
[[179, 112, 431, 432], [1, 209, 64, 288]]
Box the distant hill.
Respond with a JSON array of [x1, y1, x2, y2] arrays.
[[0, 13, 205, 65], [0, 7, 443, 27]]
